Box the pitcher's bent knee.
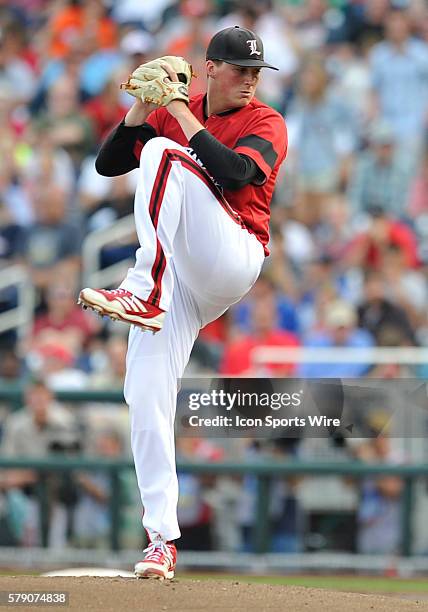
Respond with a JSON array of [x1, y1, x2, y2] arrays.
[[139, 136, 184, 164]]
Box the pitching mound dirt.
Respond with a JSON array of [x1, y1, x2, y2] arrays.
[[0, 576, 426, 611]]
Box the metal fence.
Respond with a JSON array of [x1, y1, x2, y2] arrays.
[[0, 457, 423, 555]]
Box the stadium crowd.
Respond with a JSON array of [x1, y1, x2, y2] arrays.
[[0, 0, 427, 556]]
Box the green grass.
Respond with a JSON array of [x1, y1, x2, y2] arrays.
[[180, 573, 428, 594]]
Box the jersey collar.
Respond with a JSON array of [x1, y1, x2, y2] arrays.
[[202, 94, 243, 120]]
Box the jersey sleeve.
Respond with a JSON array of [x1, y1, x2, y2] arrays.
[[233, 109, 288, 182]]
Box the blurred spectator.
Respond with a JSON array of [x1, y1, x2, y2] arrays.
[[272, 205, 315, 268], [345, 206, 419, 270], [382, 243, 427, 327], [357, 270, 418, 345], [330, 0, 388, 49], [0, 6, 31, 32], [220, 290, 300, 376], [176, 437, 224, 550], [24, 128, 75, 201], [82, 74, 129, 143], [77, 154, 139, 232], [286, 57, 357, 226], [25, 278, 96, 390], [77, 36, 124, 101], [0, 122, 34, 235], [73, 426, 127, 548], [348, 121, 412, 217], [17, 181, 81, 296], [313, 194, 355, 262], [233, 274, 299, 336], [111, 0, 176, 32], [47, 0, 117, 60], [256, 4, 299, 110], [236, 439, 302, 553], [0, 379, 79, 546], [360, 0, 390, 47], [33, 32, 124, 110], [1, 381, 77, 456], [30, 43, 86, 116], [414, 2, 428, 45], [34, 75, 95, 170], [287, 0, 330, 52], [352, 435, 404, 555], [120, 29, 155, 63], [0, 23, 37, 105], [0, 80, 22, 138], [31, 283, 98, 357], [0, 349, 21, 383], [192, 312, 231, 374], [0, 18, 37, 72], [266, 227, 299, 301], [366, 324, 417, 378], [369, 7, 428, 163], [88, 334, 127, 389], [299, 299, 374, 378], [296, 254, 362, 334], [27, 341, 89, 391], [327, 42, 372, 129]]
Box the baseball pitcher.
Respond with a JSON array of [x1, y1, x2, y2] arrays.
[[79, 26, 287, 579]]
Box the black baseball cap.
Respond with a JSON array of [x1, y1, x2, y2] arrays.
[[206, 26, 278, 70]]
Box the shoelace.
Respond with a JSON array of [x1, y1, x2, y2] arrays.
[[108, 288, 150, 315], [143, 541, 173, 565], [109, 289, 128, 296], [109, 289, 146, 310]]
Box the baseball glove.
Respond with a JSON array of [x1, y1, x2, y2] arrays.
[[120, 56, 194, 106]]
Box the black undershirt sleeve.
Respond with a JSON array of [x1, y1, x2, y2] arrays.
[[189, 129, 265, 191], [95, 120, 157, 177], [95, 122, 265, 190]]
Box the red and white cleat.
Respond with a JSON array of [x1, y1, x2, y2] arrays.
[[134, 540, 177, 580], [78, 288, 165, 332]]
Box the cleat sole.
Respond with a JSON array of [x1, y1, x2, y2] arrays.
[[135, 569, 174, 580]]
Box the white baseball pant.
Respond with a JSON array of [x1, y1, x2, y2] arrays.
[[122, 137, 264, 541]]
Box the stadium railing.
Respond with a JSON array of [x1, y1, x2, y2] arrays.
[[252, 346, 428, 365], [0, 455, 422, 556], [82, 213, 136, 288]]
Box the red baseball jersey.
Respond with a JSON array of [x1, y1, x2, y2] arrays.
[[132, 94, 287, 254]]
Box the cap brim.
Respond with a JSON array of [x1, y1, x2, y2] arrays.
[[219, 58, 279, 70]]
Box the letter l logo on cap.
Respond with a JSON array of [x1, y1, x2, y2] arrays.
[[247, 40, 261, 56]]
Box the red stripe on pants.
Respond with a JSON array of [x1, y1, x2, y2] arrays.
[[148, 151, 172, 306], [146, 148, 244, 307]]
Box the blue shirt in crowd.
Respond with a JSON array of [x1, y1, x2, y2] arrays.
[[299, 328, 374, 378]]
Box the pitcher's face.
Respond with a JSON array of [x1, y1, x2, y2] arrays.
[[207, 61, 261, 110]]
